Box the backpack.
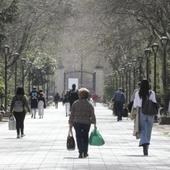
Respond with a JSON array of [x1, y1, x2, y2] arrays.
[[38, 100, 44, 108], [142, 92, 158, 115], [13, 96, 25, 112]]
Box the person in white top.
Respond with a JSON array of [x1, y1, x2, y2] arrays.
[[133, 79, 157, 156]]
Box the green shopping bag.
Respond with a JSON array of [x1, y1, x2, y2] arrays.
[[89, 128, 105, 146]]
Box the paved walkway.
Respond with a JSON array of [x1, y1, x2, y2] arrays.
[[0, 103, 170, 170]]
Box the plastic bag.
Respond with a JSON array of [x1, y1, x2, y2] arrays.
[[89, 128, 105, 146], [8, 115, 16, 130]]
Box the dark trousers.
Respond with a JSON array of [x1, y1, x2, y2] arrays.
[[13, 112, 26, 135], [114, 101, 123, 121], [73, 123, 90, 154]]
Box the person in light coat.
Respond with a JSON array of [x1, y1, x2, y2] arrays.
[[133, 79, 157, 156], [38, 90, 46, 119]]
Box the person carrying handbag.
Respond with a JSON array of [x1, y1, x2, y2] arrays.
[[69, 88, 96, 158], [133, 80, 157, 156], [10, 87, 30, 138]]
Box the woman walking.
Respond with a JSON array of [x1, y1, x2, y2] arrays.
[[10, 87, 30, 138], [69, 88, 96, 158], [38, 90, 46, 119], [133, 80, 157, 156]]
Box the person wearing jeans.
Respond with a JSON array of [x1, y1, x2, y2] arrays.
[[133, 80, 157, 156], [73, 123, 91, 157], [69, 88, 96, 158]]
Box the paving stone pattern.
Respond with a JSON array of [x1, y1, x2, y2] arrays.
[[0, 103, 170, 170]]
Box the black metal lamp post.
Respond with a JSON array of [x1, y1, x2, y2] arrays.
[[161, 36, 168, 96], [121, 67, 125, 90], [21, 58, 26, 88], [4, 45, 10, 112], [132, 59, 137, 90], [13, 53, 19, 93], [144, 48, 152, 81], [115, 71, 118, 90], [128, 63, 132, 103], [118, 68, 122, 88], [160, 36, 169, 113], [27, 61, 32, 94], [151, 43, 159, 93], [124, 64, 128, 103], [138, 56, 143, 81]]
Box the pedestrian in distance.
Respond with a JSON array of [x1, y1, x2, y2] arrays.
[[10, 87, 30, 138], [69, 88, 96, 158], [63, 90, 70, 116], [30, 87, 38, 119], [112, 88, 126, 121], [133, 79, 157, 156], [38, 90, 46, 119], [68, 84, 79, 111], [54, 92, 60, 109]]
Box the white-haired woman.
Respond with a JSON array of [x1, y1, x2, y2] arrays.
[[69, 88, 96, 158]]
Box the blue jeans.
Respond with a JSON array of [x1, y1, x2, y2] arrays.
[[139, 111, 154, 146], [73, 123, 90, 154]]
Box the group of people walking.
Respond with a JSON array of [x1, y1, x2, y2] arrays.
[[9, 79, 158, 157], [10, 87, 46, 138]]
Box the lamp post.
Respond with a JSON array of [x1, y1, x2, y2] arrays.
[[80, 55, 83, 87], [128, 63, 132, 103], [4, 45, 10, 112], [27, 61, 32, 94], [151, 43, 159, 93], [121, 67, 125, 90], [21, 58, 26, 88], [118, 68, 122, 88], [138, 56, 143, 81], [161, 36, 168, 111], [115, 71, 118, 90], [144, 48, 152, 81], [13, 53, 19, 93], [132, 59, 137, 90], [125, 65, 128, 103]]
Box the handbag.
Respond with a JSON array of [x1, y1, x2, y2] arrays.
[[142, 99, 158, 115], [89, 128, 105, 146], [8, 115, 16, 130], [66, 130, 75, 150]]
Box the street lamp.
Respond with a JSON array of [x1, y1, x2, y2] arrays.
[[27, 61, 32, 94], [13, 53, 19, 93], [4, 45, 10, 112], [138, 56, 143, 81], [128, 63, 132, 102], [132, 59, 137, 90], [21, 58, 26, 88], [121, 67, 125, 90], [152, 43, 159, 93], [160, 36, 168, 111], [144, 48, 152, 81]]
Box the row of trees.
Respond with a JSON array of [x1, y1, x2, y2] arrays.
[[0, 0, 74, 109], [96, 0, 170, 107]]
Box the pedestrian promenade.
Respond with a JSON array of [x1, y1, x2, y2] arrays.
[[0, 103, 170, 170]]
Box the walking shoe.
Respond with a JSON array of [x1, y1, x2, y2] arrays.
[[78, 153, 84, 158], [17, 135, 20, 139], [84, 153, 89, 158], [21, 134, 25, 137], [143, 145, 148, 156]]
